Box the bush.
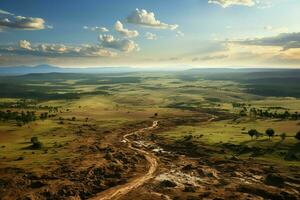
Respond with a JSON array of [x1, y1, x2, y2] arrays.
[[31, 137, 39, 144], [295, 131, 300, 141], [30, 137, 43, 149], [280, 133, 286, 141]]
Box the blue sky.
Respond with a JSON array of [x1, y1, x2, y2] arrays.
[[0, 0, 300, 68]]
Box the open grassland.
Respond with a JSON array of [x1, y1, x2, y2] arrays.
[[0, 70, 299, 199], [159, 117, 300, 167], [1, 71, 299, 168]]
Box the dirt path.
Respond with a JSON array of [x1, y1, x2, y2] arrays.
[[90, 121, 159, 200]]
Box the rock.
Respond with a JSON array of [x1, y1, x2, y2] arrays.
[[15, 156, 24, 161], [183, 185, 196, 192], [30, 181, 46, 188], [104, 152, 112, 160], [182, 164, 193, 171], [159, 180, 177, 188], [264, 174, 284, 187]]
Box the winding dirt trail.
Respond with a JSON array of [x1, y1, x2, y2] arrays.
[[90, 121, 159, 200]]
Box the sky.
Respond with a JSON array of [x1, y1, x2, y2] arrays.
[[0, 0, 300, 68]]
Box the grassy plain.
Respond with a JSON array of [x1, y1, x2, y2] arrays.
[[0, 69, 299, 199]]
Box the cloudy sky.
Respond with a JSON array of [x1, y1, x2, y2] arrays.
[[0, 0, 300, 68]]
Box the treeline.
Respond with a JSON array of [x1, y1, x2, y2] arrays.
[[248, 128, 300, 141], [233, 103, 299, 120], [0, 110, 56, 125], [0, 99, 60, 112], [0, 110, 36, 124]]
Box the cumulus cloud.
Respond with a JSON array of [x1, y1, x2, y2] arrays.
[[114, 21, 139, 38], [208, 0, 255, 7], [83, 26, 109, 32], [235, 32, 300, 50], [0, 15, 46, 30], [98, 34, 139, 52], [145, 32, 157, 40], [0, 40, 116, 57], [19, 40, 32, 50], [126, 8, 178, 30]]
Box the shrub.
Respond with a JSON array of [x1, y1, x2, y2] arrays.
[[295, 131, 300, 141], [30, 137, 43, 149], [280, 133, 286, 141], [30, 137, 39, 144]]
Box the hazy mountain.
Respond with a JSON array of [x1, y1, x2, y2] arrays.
[[0, 65, 140, 75]]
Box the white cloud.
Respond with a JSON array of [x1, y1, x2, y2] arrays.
[[235, 32, 300, 50], [114, 21, 139, 38], [98, 34, 139, 52], [0, 15, 46, 30], [126, 8, 178, 30], [208, 0, 274, 8], [145, 32, 157, 40], [19, 40, 32, 50], [0, 40, 116, 57], [83, 26, 109, 32], [0, 9, 13, 16], [208, 0, 255, 7]]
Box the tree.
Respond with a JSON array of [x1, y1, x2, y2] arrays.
[[266, 128, 275, 140], [239, 110, 247, 117], [248, 129, 258, 140], [30, 137, 43, 149], [295, 131, 300, 141], [280, 133, 286, 141]]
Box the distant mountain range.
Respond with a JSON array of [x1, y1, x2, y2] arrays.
[[0, 64, 297, 76], [0, 65, 142, 75]]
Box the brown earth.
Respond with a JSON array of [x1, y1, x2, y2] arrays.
[[0, 114, 299, 200]]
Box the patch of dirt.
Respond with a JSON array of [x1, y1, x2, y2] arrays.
[[0, 121, 152, 200]]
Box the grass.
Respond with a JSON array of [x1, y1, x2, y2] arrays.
[[159, 118, 300, 166], [0, 71, 299, 169], [0, 119, 76, 169]]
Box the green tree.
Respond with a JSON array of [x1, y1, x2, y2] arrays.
[[295, 131, 300, 141], [266, 128, 275, 140], [248, 129, 258, 140]]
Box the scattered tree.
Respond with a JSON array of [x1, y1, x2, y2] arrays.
[[248, 129, 258, 140], [266, 128, 275, 140]]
